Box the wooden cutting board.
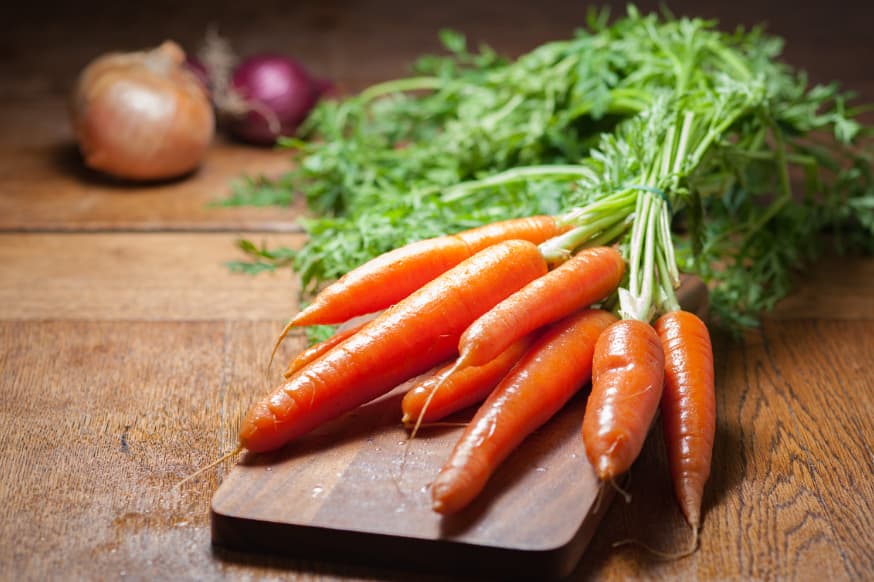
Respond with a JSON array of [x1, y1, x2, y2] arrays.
[[211, 277, 709, 579]]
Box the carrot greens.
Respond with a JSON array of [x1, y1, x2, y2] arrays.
[[227, 6, 873, 330]]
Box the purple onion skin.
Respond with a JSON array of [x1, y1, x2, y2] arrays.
[[229, 54, 324, 145]]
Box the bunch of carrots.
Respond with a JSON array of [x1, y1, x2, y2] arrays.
[[213, 8, 874, 559], [232, 199, 714, 547], [225, 83, 791, 549]]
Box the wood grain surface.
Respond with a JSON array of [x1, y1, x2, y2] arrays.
[[0, 232, 304, 321], [1, 0, 873, 580]]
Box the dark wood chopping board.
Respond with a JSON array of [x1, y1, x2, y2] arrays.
[[211, 277, 709, 579]]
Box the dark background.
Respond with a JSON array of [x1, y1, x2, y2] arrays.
[[4, 0, 874, 99]]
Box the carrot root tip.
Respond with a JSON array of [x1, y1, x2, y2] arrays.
[[608, 476, 632, 504], [611, 524, 700, 561], [173, 444, 244, 490]]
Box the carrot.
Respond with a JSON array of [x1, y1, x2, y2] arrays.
[[582, 319, 665, 481], [292, 215, 566, 327], [654, 310, 716, 532], [239, 239, 549, 453], [267, 215, 567, 370], [400, 333, 537, 428], [455, 246, 624, 369], [283, 321, 366, 379], [432, 309, 617, 514]]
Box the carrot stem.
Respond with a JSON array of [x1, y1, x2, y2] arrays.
[[441, 165, 592, 202]]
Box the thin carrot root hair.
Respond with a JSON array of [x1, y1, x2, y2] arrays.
[[173, 444, 244, 489], [609, 476, 632, 504], [266, 319, 297, 376], [402, 420, 469, 430], [612, 524, 700, 560], [592, 470, 632, 514], [396, 363, 461, 490], [591, 467, 626, 513], [407, 361, 461, 442]]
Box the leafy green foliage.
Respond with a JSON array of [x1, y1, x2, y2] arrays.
[[226, 239, 295, 274], [227, 6, 873, 331]]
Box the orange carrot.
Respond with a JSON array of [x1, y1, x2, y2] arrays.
[[400, 333, 537, 428], [292, 216, 566, 327], [654, 310, 716, 531], [582, 319, 665, 481], [239, 240, 548, 453], [432, 309, 617, 514], [283, 321, 366, 379], [455, 246, 624, 369]]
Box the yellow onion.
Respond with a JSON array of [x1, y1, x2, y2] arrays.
[[71, 41, 214, 181]]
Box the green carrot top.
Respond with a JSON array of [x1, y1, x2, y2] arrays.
[[227, 5, 873, 332]]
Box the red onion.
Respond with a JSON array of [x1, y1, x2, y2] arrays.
[[226, 54, 324, 145], [194, 30, 330, 146]]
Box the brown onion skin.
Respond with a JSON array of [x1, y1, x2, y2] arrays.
[[71, 41, 215, 181]]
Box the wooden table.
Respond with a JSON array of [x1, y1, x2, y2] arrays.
[[2, 1, 872, 579]]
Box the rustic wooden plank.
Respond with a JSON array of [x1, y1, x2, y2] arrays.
[[569, 320, 874, 581], [757, 321, 874, 577], [0, 97, 304, 233], [0, 318, 454, 581], [0, 232, 303, 321], [770, 256, 874, 320], [0, 321, 261, 579], [708, 325, 868, 580]]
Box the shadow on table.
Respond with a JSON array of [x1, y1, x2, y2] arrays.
[[212, 544, 469, 582], [48, 142, 200, 189]]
